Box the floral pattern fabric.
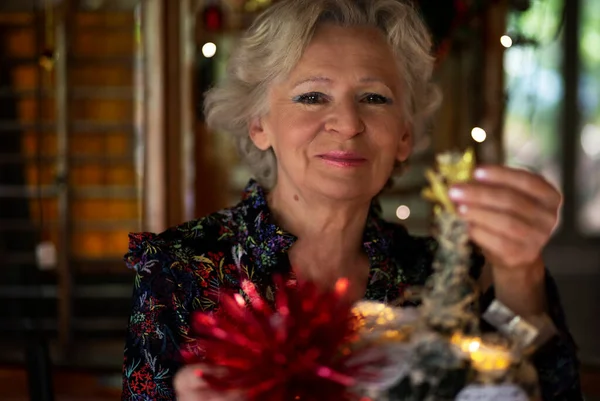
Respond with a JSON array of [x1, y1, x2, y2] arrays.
[[121, 180, 581, 400]]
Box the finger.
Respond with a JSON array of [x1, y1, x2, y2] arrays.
[[174, 365, 208, 393], [467, 223, 540, 269], [473, 165, 562, 209], [458, 204, 548, 246], [175, 365, 245, 401], [450, 183, 557, 232]]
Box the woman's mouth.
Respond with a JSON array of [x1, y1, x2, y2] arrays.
[[317, 151, 368, 168]]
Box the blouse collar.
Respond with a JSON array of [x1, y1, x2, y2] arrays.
[[238, 180, 400, 300]]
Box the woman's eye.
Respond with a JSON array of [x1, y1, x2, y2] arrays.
[[362, 93, 391, 104], [293, 92, 327, 105]]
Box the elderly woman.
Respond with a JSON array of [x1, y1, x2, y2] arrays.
[[121, 0, 581, 400]]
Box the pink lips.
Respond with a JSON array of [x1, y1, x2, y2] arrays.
[[317, 151, 367, 168]]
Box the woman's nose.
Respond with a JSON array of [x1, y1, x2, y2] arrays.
[[324, 101, 365, 137]]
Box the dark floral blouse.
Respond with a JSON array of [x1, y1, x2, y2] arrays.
[[121, 180, 581, 401]]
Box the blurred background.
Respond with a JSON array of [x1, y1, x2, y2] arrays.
[[0, 0, 598, 399]]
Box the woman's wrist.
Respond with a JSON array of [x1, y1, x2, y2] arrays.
[[491, 257, 547, 317]]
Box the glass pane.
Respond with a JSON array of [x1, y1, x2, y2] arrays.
[[503, 0, 564, 195], [65, 10, 142, 267], [577, 0, 600, 234]]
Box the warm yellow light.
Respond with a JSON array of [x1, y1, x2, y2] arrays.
[[470, 349, 512, 371], [451, 333, 512, 372], [468, 339, 481, 353]]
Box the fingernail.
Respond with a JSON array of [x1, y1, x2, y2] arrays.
[[474, 168, 487, 180], [448, 187, 464, 200], [458, 204, 468, 214]]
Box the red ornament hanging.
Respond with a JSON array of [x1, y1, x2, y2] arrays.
[[203, 4, 225, 32]]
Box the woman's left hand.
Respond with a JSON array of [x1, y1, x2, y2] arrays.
[[447, 165, 561, 316], [448, 165, 561, 274]]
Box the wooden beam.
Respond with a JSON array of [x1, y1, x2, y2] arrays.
[[479, 0, 509, 164], [54, 0, 73, 361], [164, 0, 183, 227], [141, 0, 167, 233], [180, 0, 199, 222], [141, 0, 197, 230], [560, 0, 580, 239]]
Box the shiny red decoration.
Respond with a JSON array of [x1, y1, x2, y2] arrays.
[[183, 277, 380, 401], [203, 5, 224, 32]]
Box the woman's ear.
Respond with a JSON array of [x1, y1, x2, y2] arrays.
[[248, 117, 271, 151], [396, 127, 413, 162]]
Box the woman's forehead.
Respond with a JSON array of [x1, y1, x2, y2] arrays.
[[284, 26, 401, 88], [309, 24, 391, 52]]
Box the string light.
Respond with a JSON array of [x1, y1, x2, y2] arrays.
[[468, 339, 481, 353], [451, 334, 512, 372], [396, 205, 410, 220], [471, 127, 487, 143], [202, 42, 217, 58], [500, 35, 513, 48]]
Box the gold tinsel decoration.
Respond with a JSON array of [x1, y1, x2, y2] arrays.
[[422, 147, 476, 215]]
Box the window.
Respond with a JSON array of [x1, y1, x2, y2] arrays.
[[505, 0, 600, 240], [504, 0, 564, 191], [577, 0, 600, 234], [0, 2, 145, 362]]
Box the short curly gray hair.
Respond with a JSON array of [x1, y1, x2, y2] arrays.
[[204, 0, 440, 189]]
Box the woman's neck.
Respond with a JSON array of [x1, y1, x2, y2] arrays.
[[266, 179, 372, 288], [267, 181, 370, 249]]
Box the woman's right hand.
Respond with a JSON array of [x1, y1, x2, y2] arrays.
[[174, 365, 244, 401]]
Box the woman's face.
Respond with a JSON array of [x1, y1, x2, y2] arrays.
[[250, 24, 411, 202]]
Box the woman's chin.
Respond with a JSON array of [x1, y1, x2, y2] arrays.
[[309, 175, 383, 202]]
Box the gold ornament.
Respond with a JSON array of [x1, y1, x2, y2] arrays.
[[422, 147, 476, 214]]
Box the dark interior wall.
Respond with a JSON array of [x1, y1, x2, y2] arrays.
[[546, 246, 600, 365], [0, 29, 38, 285]]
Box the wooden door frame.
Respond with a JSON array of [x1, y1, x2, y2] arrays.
[[142, 0, 198, 233]]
